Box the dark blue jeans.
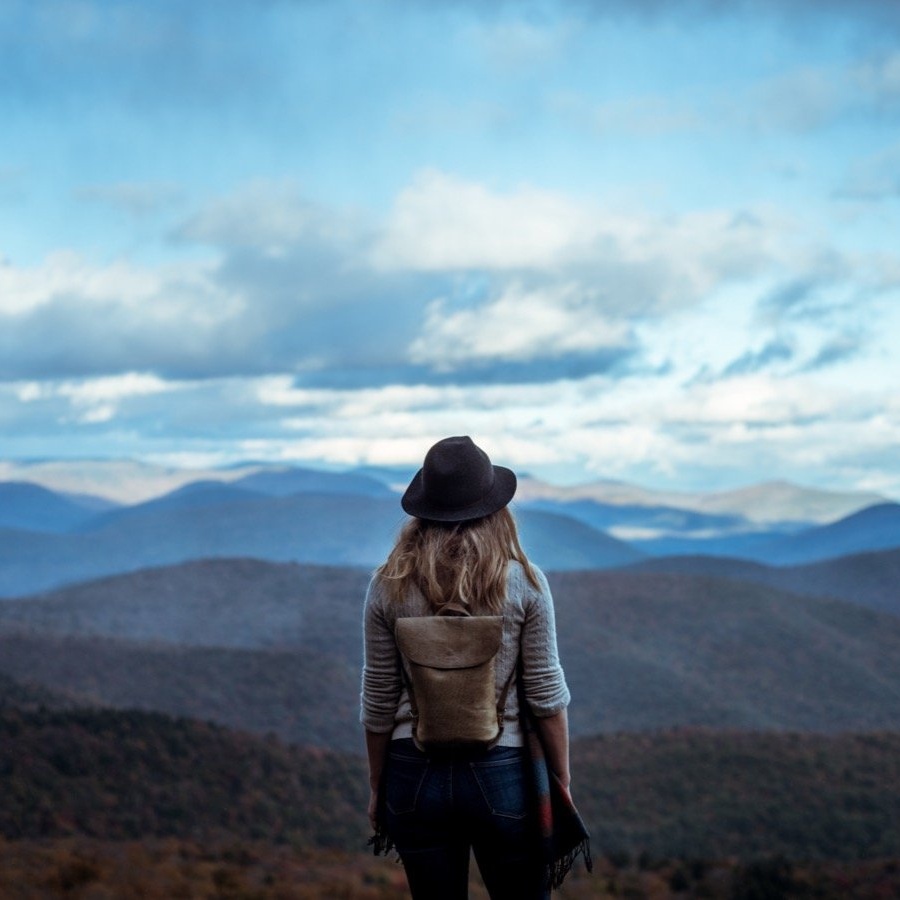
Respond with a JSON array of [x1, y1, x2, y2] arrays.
[[384, 738, 548, 900]]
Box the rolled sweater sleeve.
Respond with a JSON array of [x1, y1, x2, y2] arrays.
[[360, 576, 402, 733], [520, 567, 570, 717]]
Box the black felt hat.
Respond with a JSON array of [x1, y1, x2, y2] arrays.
[[401, 435, 517, 522]]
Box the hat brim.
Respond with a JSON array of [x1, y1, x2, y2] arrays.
[[401, 465, 517, 522]]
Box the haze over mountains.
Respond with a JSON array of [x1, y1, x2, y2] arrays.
[[0, 459, 897, 597]]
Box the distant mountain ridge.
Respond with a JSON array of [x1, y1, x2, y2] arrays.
[[0, 482, 107, 533], [752, 502, 900, 564], [0, 484, 641, 596], [1, 458, 888, 520], [0, 464, 897, 596], [517, 477, 886, 525], [0, 459, 262, 504]]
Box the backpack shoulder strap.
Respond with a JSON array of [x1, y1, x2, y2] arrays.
[[435, 600, 471, 617]]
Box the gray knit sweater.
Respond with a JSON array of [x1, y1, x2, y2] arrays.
[[360, 560, 570, 746]]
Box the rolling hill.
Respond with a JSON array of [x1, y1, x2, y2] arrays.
[[0, 558, 369, 650], [628, 546, 900, 617], [3, 560, 900, 746], [0, 481, 110, 532], [619, 501, 900, 564], [750, 502, 900, 564], [549, 569, 900, 737], [0, 671, 88, 711], [0, 628, 362, 752]]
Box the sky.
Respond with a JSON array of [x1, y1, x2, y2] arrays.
[[1, 0, 899, 494]]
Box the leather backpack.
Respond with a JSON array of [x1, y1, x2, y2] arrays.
[[395, 601, 514, 752]]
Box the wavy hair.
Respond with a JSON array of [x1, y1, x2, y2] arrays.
[[377, 507, 539, 614]]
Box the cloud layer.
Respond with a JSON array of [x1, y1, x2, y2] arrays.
[[1, 0, 899, 495]]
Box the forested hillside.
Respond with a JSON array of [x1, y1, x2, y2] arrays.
[[3, 560, 900, 751], [3, 703, 900, 863]]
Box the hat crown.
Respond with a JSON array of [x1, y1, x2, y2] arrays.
[[401, 435, 516, 522], [421, 436, 494, 511]]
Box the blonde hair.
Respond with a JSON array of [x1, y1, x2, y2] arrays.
[[377, 507, 539, 614]]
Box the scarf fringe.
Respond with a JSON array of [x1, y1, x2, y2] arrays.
[[548, 837, 593, 890], [367, 823, 397, 859]]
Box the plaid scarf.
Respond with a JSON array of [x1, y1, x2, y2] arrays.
[[519, 698, 592, 890]]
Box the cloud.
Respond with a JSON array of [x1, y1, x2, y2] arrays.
[[802, 334, 864, 371], [720, 339, 795, 378], [2, 371, 182, 430], [550, 80, 828, 141], [0, 250, 254, 379], [0, 253, 420, 383], [173, 180, 361, 255], [375, 171, 791, 309], [43, 372, 178, 425], [409, 281, 634, 369], [0, 251, 171, 317], [372, 169, 598, 271], [752, 50, 900, 132], [2, 349, 897, 496], [756, 266, 856, 324], [0, 181, 425, 383], [0, 172, 868, 390], [54, 372, 175, 405], [759, 278, 824, 316]]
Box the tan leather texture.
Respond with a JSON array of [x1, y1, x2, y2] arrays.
[[395, 615, 504, 748]]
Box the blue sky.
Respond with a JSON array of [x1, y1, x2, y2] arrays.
[[1, 0, 899, 493]]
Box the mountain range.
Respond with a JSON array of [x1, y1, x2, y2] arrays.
[[1, 457, 887, 517], [0, 462, 898, 596], [2, 457, 898, 877], [515, 476, 886, 525], [0, 478, 645, 596]]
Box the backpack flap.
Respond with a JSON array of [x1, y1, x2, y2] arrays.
[[395, 616, 502, 668]]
